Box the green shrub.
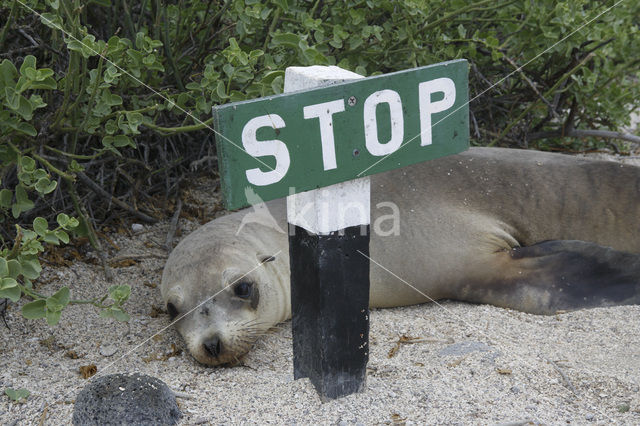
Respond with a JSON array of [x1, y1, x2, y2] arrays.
[[0, 0, 638, 324]]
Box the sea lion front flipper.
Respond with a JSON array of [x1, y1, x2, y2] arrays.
[[462, 240, 640, 315]]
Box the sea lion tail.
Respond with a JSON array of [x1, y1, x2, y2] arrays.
[[468, 240, 640, 315]]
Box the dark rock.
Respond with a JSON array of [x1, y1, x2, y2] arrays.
[[72, 373, 181, 425]]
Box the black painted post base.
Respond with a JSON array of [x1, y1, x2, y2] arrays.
[[289, 224, 370, 401]]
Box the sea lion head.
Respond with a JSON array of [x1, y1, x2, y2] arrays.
[[161, 219, 289, 366]]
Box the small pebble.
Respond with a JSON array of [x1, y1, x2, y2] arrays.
[[132, 223, 144, 233], [585, 413, 595, 421], [99, 345, 118, 357]]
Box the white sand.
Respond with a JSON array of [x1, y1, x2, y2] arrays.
[[1, 152, 640, 425]]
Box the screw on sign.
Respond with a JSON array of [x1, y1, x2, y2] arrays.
[[212, 61, 469, 399]]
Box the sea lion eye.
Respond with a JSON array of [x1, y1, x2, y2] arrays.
[[233, 281, 253, 299], [167, 302, 179, 320]]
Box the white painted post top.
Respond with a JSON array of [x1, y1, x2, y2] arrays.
[[287, 178, 371, 234], [284, 66, 371, 235], [284, 66, 364, 91]]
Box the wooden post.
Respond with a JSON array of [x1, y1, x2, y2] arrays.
[[284, 66, 371, 400]]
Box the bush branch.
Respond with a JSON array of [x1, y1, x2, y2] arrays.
[[143, 117, 213, 134], [77, 171, 158, 223], [527, 128, 640, 145], [0, 0, 18, 51]]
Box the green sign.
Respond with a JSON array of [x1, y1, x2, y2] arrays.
[[213, 60, 469, 210]]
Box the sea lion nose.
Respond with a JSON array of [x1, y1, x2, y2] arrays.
[[203, 336, 222, 358]]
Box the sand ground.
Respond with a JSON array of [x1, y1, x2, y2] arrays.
[[1, 150, 639, 425]]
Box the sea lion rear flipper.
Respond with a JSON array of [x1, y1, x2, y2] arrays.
[[466, 240, 640, 315]]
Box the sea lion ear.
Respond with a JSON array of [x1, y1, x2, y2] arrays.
[[257, 254, 276, 264]]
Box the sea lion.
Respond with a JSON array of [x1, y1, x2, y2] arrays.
[[161, 147, 640, 366]]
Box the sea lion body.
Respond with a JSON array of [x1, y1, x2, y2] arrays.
[[161, 147, 640, 366]]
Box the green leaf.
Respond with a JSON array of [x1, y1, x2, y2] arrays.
[[42, 232, 59, 245], [270, 75, 284, 94], [5, 388, 30, 402], [113, 309, 130, 322], [7, 260, 21, 279], [142, 53, 156, 66], [29, 94, 47, 109], [126, 49, 143, 65], [56, 213, 70, 227], [40, 12, 63, 30], [20, 258, 42, 280], [68, 160, 84, 173], [126, 112, 143, 126], [272, 0, 289, 12], [67, 35, 100, 58], [44, 287, 69, 325], [0, 59, 18, 89], [54, 230, 69, 244], [270, 32, 302, 49], [34, 177, 57, 194], [114, 135, 134, 147], [29, 76, 57, 90], [103, 134, 133, 148], [260, 70, 284, 84], [45, 310, 62, 326], [19, 56, 36, 76], [0, 279, 20, 302], [5, 91, 34, 120], [302, 48, 329, 65], [48, 286, 70, 308], [0, 277, 18, 290], [104, 119, 118, 134], [100, 306, 130, 322], [19, 156, 36, 171], [0, 189, 11, 208], [22, 300, 46, 319], [33, 169, 47, 180], [0, 258, 7, 276], [21, 229, 37, 240], [35, 68, 54, 81], [249, 49, 264, 59], [109, 285, 131, 303], [33, 217, 48, 236], [23, 67, 37, 80], [4, 86, 20, 109], [12, 185, 34, 218], [222, 63, 235, 78], [101, 90, 123, 106], [215, 80, 228, 99], [14, 122, 38, 137]]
